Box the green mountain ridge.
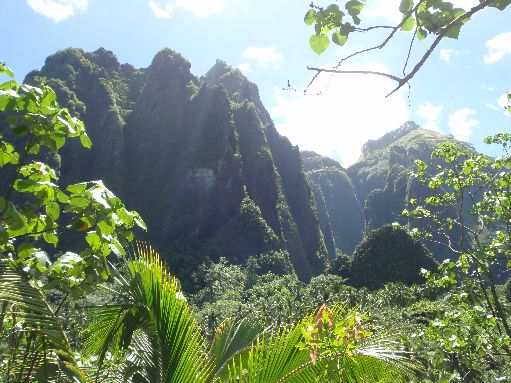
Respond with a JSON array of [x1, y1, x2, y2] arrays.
[[24, 47, 467, 285], [303, 123, 460, 259], [25, 47, 328, 284]]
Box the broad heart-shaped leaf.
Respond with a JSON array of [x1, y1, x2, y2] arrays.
[[345, 0, 364, 16], [332, 31, 348, 46], [309, 34, 330, 55], [399, 0, 413, 13], [401, 16, 415, 31], [304, 9, 316, 25], [445, 22, 462, 39], [416, 28, 428, 40]]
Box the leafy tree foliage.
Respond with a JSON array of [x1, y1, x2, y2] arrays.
[[350, 224, 437, 289], [0, 64, 144, 382], [327, 249, 351, 279], [505, 277, 511, 303], [304, 0, 511, 95], [405, 134, 511, 379]]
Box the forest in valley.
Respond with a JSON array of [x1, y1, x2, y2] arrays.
[[1, 0, 511, 382]]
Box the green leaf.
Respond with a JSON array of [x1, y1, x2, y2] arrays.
[[445, 23, 462, 39], [56, 188, 69, 203], [86, 232, 101, 251], [399, 0, 414, 13], [67, 182, 88, 194], [345, 0, 364, 16], [4, 203, 26, 232], [134, 214, 147, 231], [69, 197, 90, 208], [98, 220, 114, 236], [17, 242, 34, 259], [309, 34, 330, 54], [0, 80, 19, 92], [304, 9, 316, 25], [0, 65, 14, 78], [43, 231, 58, 246], [401, 16, 415, 31], [117, 208, 135, 226], [489, 0, 511, 10], [108, 238, 125, 257], [80, 133, 92, 148], [416, 28, 427, 40], [332, 31, 348, 46], [46, 201, 60, 220]]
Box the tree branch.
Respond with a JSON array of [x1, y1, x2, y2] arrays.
[[334, 0, 426, 70], [386, 0, 494, 97], [306, 67, 402, 83], [306, 0, 494, 97]]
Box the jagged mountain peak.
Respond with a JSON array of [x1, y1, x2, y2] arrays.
[[301, 151, 345, 173], [147, 48, 192, 84], [202, 60, 259, 103], [25, 47, 329, 285]]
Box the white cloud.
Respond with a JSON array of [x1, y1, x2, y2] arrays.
[[148, 0, 225, 19], [148, 0, 173, 19], [237, 62, 252, 73], [448, 108, 479, 141], [364, 0, 402, 24], [26, 0, 87, 22], [439, 48, 469, 63], [449, 0, 479, 9], [484, 32, 511, 64], [417, 101, 442, 132], [241, 46, 283, 70], [497, 93, 510, 116], [439, 49, 453, 63], [485, 93, 510, 115], [268, 63, 410, 166], [175, 0, 225, 17]]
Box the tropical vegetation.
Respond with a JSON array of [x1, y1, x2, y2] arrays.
[[0, 64, 424, 382], [1, 0, 511, 376]]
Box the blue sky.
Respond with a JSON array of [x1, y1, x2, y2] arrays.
[[2, 0, 510, 165]]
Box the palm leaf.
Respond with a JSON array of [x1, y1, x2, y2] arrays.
[[208, 317, 263, 382], [227, 321, 312, 383], [0, 260, 85, 383], [83, 243, 211, 383], [226, 319, 423, 383]]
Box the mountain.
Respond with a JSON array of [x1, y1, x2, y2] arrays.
[[25, 48, 328, 283], [24, 47, 471, 285], [304, 122, 461, 260], [302, 151, 364, 258]]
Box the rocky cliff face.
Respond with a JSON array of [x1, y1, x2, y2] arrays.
[[302, 151, 364, 257], [26, 48, 328, 283], [303, 123, 461, 261]]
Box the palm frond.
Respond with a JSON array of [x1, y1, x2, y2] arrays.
[[209, 317, 263, 382], [83, 242, 211, 383], [0, 261, 85, 383], [227, 320, 312, 383], [226, 319, 424, 383]]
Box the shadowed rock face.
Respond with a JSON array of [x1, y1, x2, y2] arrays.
[[25, 48, 328, 283], [302, 151, 364, 257], [303, 123, 466, 262]]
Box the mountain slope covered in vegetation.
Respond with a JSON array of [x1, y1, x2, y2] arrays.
[[26, 47, 328, 283]]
